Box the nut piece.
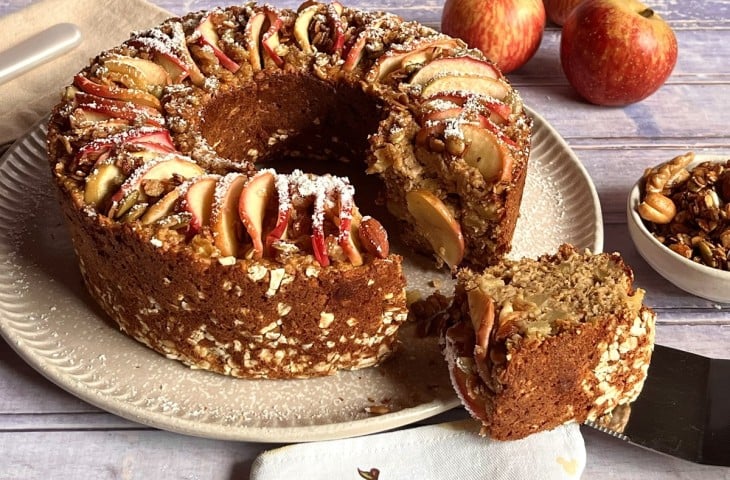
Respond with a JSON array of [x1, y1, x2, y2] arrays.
[[638, 192, 676, 224], [643, 152, 693, 194], [358, 216, 389, 258]]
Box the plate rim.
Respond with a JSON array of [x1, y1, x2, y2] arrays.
[[0, 109, 602, 442]]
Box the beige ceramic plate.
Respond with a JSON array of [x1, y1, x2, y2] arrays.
[[0, 109, 601, 442]]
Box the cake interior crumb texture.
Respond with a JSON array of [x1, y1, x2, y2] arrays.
[[445, 244, 655, 440]]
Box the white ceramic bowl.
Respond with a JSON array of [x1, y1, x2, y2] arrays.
[[626, 155, 730, 303]]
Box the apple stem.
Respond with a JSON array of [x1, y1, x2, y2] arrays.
[[639, 8, 655, 19]]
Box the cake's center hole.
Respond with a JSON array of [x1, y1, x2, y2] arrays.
[[200, 72, 388, 216], [200, 73, 383, 175]]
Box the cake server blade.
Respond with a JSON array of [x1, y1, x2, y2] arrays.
[[0, 23, 82, 86], [584, 344, 730, 466]]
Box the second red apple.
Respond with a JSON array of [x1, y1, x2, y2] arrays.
[[441, 0, 546, 74]]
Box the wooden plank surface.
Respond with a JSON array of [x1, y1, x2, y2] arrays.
[[1, 0, 729, 478]]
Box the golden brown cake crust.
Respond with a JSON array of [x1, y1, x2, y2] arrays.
[[46, 1, 533, 378]]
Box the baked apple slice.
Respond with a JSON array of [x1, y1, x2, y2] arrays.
[[238, 171, 276, 258], [422, 92, 512, 124], [107, 155, 204, 218], [140, 187, 181, 225], [366, 37, 462, 83], [84, 161, 125, 207], [444, 320, 490, 423], [293, 3, 320, 54], [101, 54, 170, 93], [73, 74, 161, 110], [211, 173, 247, 257], [265, 173, 291, 253], [180, 175, 219, 233], [460, 123, 514, 183], [410, 56, 501, 86], [245, 11, 267, 70], [73, 127, 176, 170], [73, 92, 165, 127], [261, 8, 285, 67], [196, 13, 241, 72], [128, 23, 204, 86], [405, 189, 464, 268], [421, 74, 510, 102], [326, 1, 346, 55]]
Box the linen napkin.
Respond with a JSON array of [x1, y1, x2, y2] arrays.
[[0, 0, 173, 146], [250, 420, 586, 479]]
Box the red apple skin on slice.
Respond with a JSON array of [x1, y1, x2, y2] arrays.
[[238, 171, 276, 259], [211, 173, 247, 258], [245, 12, 266, 70], [410, 56, 501, 86], [180, 175, 219, 233], [107, 155, 204, 218], [196, 13, 241, 73], [366, 37, 462, 83], [73, 75, 162, 111], [422, 92, 512, 124], [73, 92, 165, 127], [421, 74, 510, 102]]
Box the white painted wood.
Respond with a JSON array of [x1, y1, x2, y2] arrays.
[[1, 0, 729, 478]]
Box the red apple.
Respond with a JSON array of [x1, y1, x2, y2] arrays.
[[543, 0, 585, 26], [560, 0, 678, 106], [441, 0, 546, 74]]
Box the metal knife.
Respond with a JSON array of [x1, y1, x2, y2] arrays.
[[0, 23, 81, 86], [585, 344, 730, 466]]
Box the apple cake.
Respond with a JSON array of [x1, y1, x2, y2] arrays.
[[443, 244, 655, 440], [46, 1, 532, 378]]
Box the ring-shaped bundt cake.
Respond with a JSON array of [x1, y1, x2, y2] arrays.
[[46, 1, 532, 379]]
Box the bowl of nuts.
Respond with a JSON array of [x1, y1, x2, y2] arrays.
[[627, 152, 730, 303]]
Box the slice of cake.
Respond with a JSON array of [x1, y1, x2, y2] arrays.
[[443, 244, 655, 440]]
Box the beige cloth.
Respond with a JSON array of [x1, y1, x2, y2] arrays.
[[0, 0, 172, 145]]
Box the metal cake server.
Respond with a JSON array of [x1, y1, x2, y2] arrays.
[[0, 23, 81, 86], [585, 344, 730, 466]]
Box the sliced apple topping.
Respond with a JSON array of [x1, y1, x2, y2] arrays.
[[421, 74, 510, 102], [100, 54, 170, 95], [128, 23, 205, 86], [422, 92, 512, 124], [405, 189, 464, 268], [140, 187, 182, 225], [73, 74, 162, 111], [460, 123, 514, 183], [180, 175, 220, 233], [333, 181, 363, 266], [196, 12, 241, 73], [326, 1, 346, 55], [342, 28, 368, 72], [366, 37, 462, 83], [84, 161, 125, 207], [466, 287, 495, 363], [107, 155, 204, 219], [73, 127, 176, 171], [245, 12, 267, 71], [293, 3, 320, 54], [262, 8, 286, 67], [71, 92, 165, 128], [265, 173, 292, 253], [238, 170, 277, 259], [410, 56, 501, 86], [211, 173, 247, 257]]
